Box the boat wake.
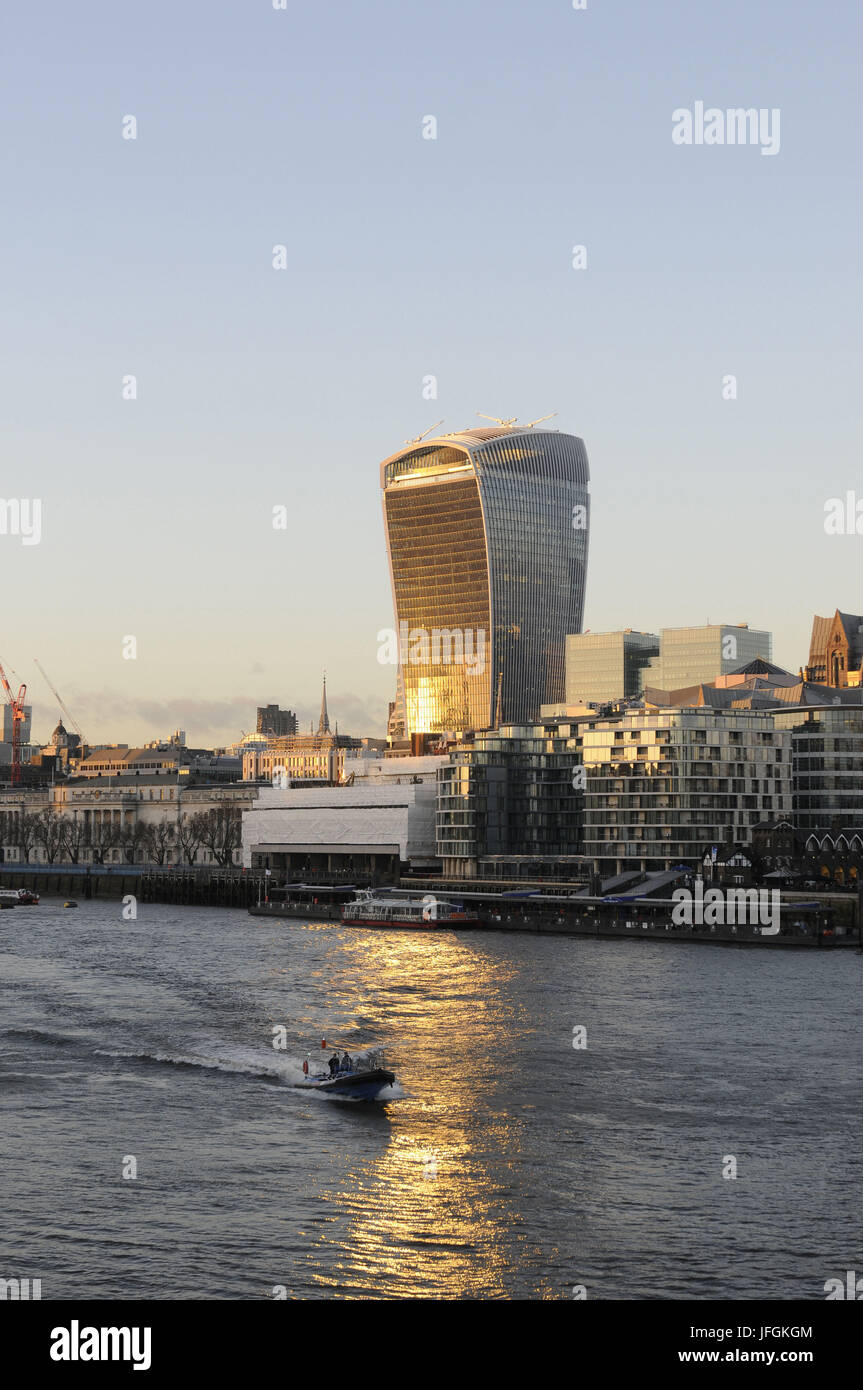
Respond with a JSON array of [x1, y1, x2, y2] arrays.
[[95, 1041, 307, 1086], [2, 1026, 82, 1049], [96, 1041, 406, 1095]]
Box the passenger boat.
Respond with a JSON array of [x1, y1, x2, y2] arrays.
[[299, 1044, 396, 1101], [0, 887, 40, 906], [341, 889, 479, 929]]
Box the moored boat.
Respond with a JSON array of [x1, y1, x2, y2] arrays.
[[341, 889, 478, 929], [0, 887, 40, 906]]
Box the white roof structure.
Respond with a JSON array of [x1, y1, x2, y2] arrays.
[[242, 782, 438, 867]]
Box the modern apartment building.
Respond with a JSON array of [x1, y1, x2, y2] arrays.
[[580, 709, 791, 876], [436, 721, 585, 878], [772, 703, 863, 832]]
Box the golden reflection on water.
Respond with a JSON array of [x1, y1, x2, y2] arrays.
[[299, 925, 553, 1298]]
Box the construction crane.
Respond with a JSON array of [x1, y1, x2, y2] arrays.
[[33, 659, 86, 744], [0, 656, 27, 786], [476, 411, 558, 430], [403, 420, 444, 445], [477, 412, 518, 427], [523, 412, 557, 429]]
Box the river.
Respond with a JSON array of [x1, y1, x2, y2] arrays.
[[1, 899, 859, 1299]]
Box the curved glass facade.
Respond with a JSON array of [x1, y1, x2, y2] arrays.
[[381, 428, 590, 733]]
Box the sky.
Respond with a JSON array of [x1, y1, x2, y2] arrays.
[[2, 1, 861, 746]]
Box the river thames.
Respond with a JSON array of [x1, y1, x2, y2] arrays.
[[1, 900, 859, 1299]]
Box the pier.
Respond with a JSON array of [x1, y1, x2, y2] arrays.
[[2, 863, 859, 946]]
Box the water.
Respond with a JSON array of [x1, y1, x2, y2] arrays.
[[1, 899, 860, 1300]]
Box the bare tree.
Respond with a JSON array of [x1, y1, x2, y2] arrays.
[[34, 809, 64, 864], [141, 819, 177, 865], [5, 810, 41, 862], [118, 822, 148, 864], [176, 813, 204, 865], [89, 817, 119, 865], [59, 816, 87, 865], [196, 806, 242, 867]]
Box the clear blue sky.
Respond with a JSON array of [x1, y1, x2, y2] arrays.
[[2, 1, 861, 745]]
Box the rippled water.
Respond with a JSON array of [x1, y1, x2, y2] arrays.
[[1, 899, 860, 1299]]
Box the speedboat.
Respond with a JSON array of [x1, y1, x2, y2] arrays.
[[299, 1044, 396, 1101]]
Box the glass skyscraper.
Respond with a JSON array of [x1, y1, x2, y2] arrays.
[[645, 624, 772, 692], [381, 426, 590, 734]]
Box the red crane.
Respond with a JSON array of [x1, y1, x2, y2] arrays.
[[0, 657, 27, 786]]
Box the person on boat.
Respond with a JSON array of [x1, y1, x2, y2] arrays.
[[341, 1052, 352, 1073], [328, 1051, 340, 1077]]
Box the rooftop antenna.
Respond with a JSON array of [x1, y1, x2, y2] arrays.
[[403, 420, 444, 445], [477, 412, 518, 427], [523, 412, 557, 428]]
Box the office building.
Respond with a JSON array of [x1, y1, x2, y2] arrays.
[[381, 424, 590, 734], [565, 630, 659, 705], [256, 704, 298, 737], [2, 703, 32, 745], [644, 623, 772, 692]]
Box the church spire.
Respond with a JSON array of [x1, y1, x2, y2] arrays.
[[318, 671, 330, 734]]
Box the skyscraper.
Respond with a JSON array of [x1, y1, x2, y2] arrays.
[[380, 425, 590, 733]]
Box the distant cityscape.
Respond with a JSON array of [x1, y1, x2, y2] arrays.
[[2, 423, 862, 893]]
